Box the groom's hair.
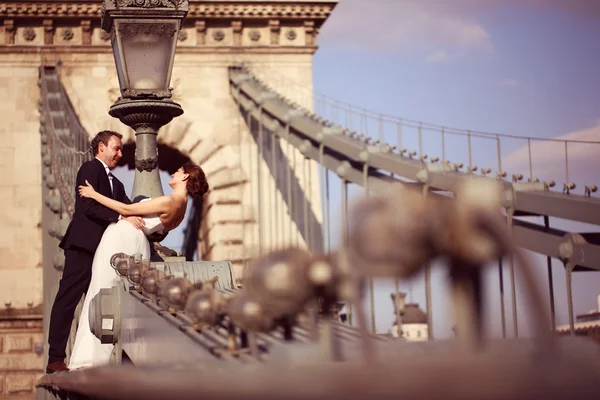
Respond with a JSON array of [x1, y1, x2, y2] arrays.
[[91, 130, 123, 155]]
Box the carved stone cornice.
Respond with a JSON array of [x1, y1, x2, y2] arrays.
[[1, 1, 337, 52], [0, 304, 43, 324], [0, 319, 43, 331], [0, 1, 337, 25]]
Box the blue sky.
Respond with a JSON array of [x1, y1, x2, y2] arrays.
[[116, 0, 600, 339]]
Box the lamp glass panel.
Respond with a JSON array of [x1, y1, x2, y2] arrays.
[[111, 28, 127, 90], [116, 20, 179, 93]]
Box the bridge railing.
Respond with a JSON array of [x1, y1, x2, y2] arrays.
[[247, 63, 599, 198], [230, 65, 600, 340]]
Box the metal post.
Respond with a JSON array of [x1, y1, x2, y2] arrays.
[[292, 139, 299, 246], [271, 125, 278, 250], [507, 210, 518, 337], [397, 121, 403, 154], [286, 123, 293, 246], [341, 178, 351, 325], [302, 157, 309, 250], [527, 138, 533, 181], [237, 93, 247, 267], [467, 131, 473, 173], [247, 111, 256, 252], [307, 159, 313, 250], [544, 216, 556, 331], [565, 261, 575, 335], [319, 145, 327, 251], [441, 127, 446, 166], [394, 278, 401, 339], [257, 106, 264, 255], [418, 122, 423, 159], [496, 135, 502, 175], [423, 185, 433, 340], [564, 141, 570, 184], [325, 169, 331, 253], [363, 163, 376, 333], [498, 258, 506, 338], [451, 261, 483, 351]]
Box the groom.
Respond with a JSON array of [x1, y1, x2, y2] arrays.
[[46, 130, 144, 374]]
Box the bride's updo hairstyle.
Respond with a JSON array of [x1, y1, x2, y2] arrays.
[[182, 162, 209, 197]]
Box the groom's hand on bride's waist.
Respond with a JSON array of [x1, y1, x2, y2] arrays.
[[123, 216, 145, 230]]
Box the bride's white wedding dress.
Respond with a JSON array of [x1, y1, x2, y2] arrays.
[[68, 205, 165, 370]]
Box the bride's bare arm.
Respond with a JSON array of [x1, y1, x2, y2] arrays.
[[78, 180, 171, 217]]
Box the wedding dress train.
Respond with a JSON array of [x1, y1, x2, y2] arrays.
[[68, 209, 165, 370]]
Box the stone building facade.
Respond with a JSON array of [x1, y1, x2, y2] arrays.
[[0, 0, 337, 396]]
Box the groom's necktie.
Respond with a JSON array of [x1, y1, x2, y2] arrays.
[[107, 170, 115, 198]]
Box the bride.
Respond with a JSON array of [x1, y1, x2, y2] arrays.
[[68, 162, 209, 370]]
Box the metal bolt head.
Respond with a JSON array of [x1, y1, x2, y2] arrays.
[[446, 179, 505, 264], [160, 277, 192, 310], [184, 288, 227, 327], [141, 268, 160, 295], [245, 248, 315, 317], [110, 253, 132, 277], [513, 173, 524, 182], [348, 186, 435, 278], [128, 260, 149, 285], [227, 293, 275, 333]]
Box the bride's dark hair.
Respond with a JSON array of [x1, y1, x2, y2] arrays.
[[182, 162, 209, 197]]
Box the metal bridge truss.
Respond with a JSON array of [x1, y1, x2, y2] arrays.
[[228, 65, 600, 335]]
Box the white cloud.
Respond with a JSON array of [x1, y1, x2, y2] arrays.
[[501, 78, 519, 87], [320, 0, 494, 57], [425, 50, 449, 63], [503, 121, 600, 183]]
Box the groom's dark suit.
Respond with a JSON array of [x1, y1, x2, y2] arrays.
[[48, 158, 130, 365]]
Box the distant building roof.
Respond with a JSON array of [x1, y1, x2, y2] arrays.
[[576, 310, 600, 323], [401, 303, 427, 324]]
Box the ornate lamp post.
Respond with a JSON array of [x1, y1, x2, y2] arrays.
[[101, 0, 188, 201]]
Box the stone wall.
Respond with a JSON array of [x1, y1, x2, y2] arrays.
[[0, 308, 44, 397], [0, 54, 44, 311], [0, 52, 45, 396]]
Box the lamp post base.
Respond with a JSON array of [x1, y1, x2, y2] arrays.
[[109, 98, 184, 243]]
